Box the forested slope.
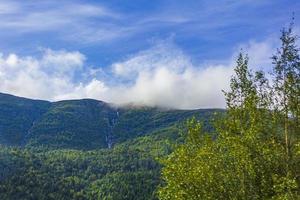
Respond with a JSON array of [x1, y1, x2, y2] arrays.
[[0, 127, 178, 200], [0, 93, 220, 199], [0, 92, 219, 149]]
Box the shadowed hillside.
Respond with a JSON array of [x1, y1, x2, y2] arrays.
[[0, 92, 221, 149]]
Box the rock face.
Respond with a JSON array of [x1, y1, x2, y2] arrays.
[[0, 92, 222, 149]]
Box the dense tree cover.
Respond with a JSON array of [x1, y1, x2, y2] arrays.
[[110, 107, 217, 144], [27, 99, 117, 149], [158, 24, 300, 199], [0, 92, 219, 149], [0, 93, 50, 146], [0, 128, 176, 200], [0, 92, 219, 199]]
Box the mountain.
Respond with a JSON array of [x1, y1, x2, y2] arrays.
[[0, 92, 222, 199], [0, 93, 51, 146], [0, 92, 221, 149]]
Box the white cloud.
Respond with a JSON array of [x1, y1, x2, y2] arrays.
[[0, 0, 121, 43], [110, 64, 232, 109], [112, 42, 191, 78], [41, 49, 85, 76], [237, 38, 278, 71], [0, 38, 278, 109], [0, 49, 86, 100], [106, 42, 233, 109]]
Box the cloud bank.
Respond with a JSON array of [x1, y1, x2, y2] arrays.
[[0, 39, 276, 109]]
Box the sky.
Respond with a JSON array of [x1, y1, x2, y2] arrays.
[[0, 0, 299, 109]]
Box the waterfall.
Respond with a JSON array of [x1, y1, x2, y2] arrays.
[[106, 110, 119, 149]]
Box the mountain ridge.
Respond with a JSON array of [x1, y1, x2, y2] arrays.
[[0, 92, 222, 199], [0, 92, 222, 149]]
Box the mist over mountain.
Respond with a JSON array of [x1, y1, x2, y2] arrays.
[[0, 1, 298, 199]]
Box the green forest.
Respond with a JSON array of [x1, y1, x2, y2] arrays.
[[0, 23, 299, 199]]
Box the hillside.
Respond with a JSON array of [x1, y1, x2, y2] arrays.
[[0, 133, 168, 200], [0, 93, 51, 146], [0, 92, 221, 149], [0, 92, 221, 199]]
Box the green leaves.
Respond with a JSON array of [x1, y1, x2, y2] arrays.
[[159, 119, 289, 199], [158, 23, 300, 200], [0, 135, 163, 200]]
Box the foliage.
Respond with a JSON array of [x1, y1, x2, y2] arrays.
[[0, 91, 219, 199], [0, 93, 50, 146], [0, 130, 172, 200], [0, 93, 219, 149], [158, 23, 300, 200]]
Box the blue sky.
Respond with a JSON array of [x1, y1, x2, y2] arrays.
[[0, 0, 299, 108]]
